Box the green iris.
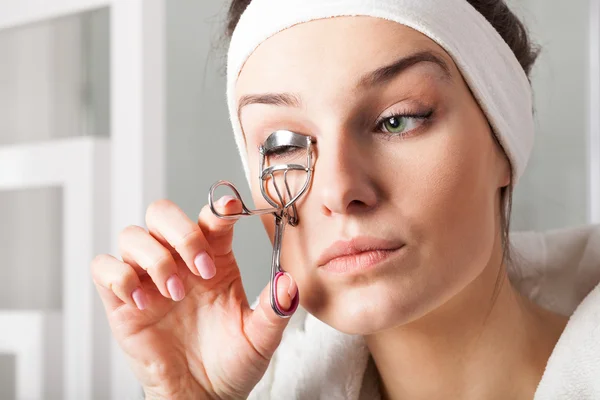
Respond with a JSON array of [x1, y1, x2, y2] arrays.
[[383, 116, 407, 134]]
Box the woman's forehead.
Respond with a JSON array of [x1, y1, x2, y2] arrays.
[[235, 16, 456, 96]]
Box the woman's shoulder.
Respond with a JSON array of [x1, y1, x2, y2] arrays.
[[510, 224, 600, 398], [533, 280, 600, 399]]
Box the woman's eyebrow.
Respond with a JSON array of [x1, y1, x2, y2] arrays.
[[356, 50, 452, 90], [237, 50, 451, 116], [238, 92, 302, 117]]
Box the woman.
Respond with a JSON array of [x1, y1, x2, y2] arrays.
[[91, 0, 600, 399]]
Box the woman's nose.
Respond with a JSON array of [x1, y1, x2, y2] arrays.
[[314, 138, 378, 216]]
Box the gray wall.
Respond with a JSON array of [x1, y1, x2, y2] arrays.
[[510, 0, 591, 230], [166, 0, 270, 302]]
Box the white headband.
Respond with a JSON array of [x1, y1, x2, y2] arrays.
[[226, 0, 535, 186]]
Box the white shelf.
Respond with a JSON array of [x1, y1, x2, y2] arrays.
[[0, 136, 106, 189], [0, 0, 111, 31]]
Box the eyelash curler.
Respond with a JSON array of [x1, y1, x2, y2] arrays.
[[208, 130, 315, 317]]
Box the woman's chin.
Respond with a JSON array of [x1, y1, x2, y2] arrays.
[[312, 289, 419, 335]]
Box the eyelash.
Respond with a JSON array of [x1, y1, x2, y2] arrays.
[[374, 109, 434, 138], [266, 146, 295, 158]]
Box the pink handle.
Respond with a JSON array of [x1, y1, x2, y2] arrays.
[[273, 271, 300, 317]]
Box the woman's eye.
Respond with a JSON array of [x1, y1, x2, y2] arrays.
[[265, 145, 304, 162], [383, 116, 408, 134], [266, 146, 297, 157], [376, 110, 433, 136]]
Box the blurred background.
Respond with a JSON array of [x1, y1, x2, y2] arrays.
[[0, 0, 598, 399]]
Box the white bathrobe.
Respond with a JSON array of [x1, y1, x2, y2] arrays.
[[249, 224, 600, 399]]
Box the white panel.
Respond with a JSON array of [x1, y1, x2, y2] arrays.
[[110, 0, 165, 398], [0, 0, 111, 31], [0, 137, 111, 400]]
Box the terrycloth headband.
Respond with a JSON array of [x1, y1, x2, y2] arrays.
[[227, 0, 535, 186]]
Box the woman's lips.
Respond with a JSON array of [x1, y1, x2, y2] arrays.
[[320, 248, 403, 273], [317, 237, 405, 274]]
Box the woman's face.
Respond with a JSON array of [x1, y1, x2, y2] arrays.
[[235, 16, 511, 334]]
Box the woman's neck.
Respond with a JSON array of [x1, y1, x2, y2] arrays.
[[365, 259, 569, 400]]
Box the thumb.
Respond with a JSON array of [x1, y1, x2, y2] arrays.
[[243, 273, 299, 360]]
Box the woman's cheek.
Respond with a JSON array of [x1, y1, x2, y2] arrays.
[[391, 127, 486, 253], [426, 139, 497, 273]]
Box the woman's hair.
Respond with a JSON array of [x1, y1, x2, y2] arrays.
[[223, 0, 540, 307]]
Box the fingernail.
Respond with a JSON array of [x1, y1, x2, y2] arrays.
[[166, 275, 185, 301], [284, 272, 298, 299], [217, 195, 237, 208], [132, 288, 147, 310], [194, 252, 216, 280]]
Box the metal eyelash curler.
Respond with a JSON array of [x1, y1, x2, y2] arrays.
[[208, 130, 315, 318]]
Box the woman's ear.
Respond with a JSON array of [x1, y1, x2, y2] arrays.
[[498, 152, 512, 188], [491, 135, 512, 188]]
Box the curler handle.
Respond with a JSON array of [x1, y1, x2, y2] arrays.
[[269, 214, 299, 317], [208, 180, 279, 219], [271, 271, 300, 317]]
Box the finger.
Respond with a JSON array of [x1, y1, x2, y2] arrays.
[[91, 254, 148, 311], [198, 195, 243, 256], [243, 272, 299, 360], [146, 199, 215, 280], [119, 225, 185, 301]]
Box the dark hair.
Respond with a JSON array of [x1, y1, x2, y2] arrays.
[[224, 0, 539, 312]]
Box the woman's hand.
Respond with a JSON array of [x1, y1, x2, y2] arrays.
[[91, 197, 298, 399]]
